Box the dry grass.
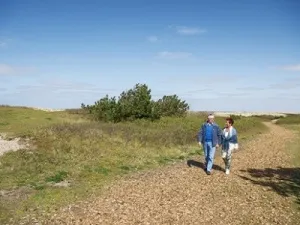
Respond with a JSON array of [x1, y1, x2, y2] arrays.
[[0, 106, 85, 137]]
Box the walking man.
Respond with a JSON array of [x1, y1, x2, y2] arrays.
[[198, 114, 222, 175]]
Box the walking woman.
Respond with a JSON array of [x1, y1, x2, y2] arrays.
[[221, 117, 238, 175]]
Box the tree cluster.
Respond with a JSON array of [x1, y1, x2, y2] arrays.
[[81, 83, 189, 122]]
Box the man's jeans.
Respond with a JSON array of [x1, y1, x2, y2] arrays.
[[203, 141, 216, 172]]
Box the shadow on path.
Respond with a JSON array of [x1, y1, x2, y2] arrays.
[[239, 167, 300, 206], [187, 160, 224, 172]]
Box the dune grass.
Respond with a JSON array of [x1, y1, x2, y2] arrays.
[[287, 125, 300, 198], [275, 114, 300, 211], [275, 114, 300, 125], [0, 106, 267, 223], [0, 106, 86, 137]]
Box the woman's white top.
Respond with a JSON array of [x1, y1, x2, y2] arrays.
[[223, 127, 239, 151]]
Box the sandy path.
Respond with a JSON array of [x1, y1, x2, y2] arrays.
[[45, 122, 300, 225]]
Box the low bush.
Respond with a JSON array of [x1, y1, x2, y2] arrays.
[[81, 83, 189, 122]]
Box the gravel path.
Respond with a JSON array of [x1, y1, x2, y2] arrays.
[[45, 122, 300, 224]]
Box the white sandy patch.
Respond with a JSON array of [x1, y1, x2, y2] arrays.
[[0, 134, 27, 157]]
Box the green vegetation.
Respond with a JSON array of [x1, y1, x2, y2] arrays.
[[252, 114, 285, 121], [45, 170, 68, 183], [0, 100, 267, 223], [275, 114, 300, 210], [81, 83, 189, 122], [288, 125, 300, 208], [275, 114, 300, 125], [0, 106, 85, 137]]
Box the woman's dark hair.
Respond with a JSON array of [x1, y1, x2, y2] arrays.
[[226, 117, 234, 125]]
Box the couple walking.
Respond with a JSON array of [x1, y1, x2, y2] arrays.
[[198, 114, 238, 175]]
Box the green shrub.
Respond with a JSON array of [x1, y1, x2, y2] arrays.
[[45, 171, 68, 183], [229, 114, 242, 120], [81, 83, 189, 122], [155, 95, 189, 117]]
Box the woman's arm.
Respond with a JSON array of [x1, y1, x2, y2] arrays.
[[218, 126, 223, 145], [231, 128, 238, 150]]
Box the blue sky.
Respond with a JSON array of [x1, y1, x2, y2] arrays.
[[0, 0, 300, 112]]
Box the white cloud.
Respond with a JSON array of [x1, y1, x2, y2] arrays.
[[147, 36, 158, 43], [15, 79, 120, 95], [151, 88, 212, 99], [185, 97, 300, 113], [163, 75, 242, 84], [0, 64, 37, 76], [157, 51, 192, 59], [0, 38, 12, 48], [175, 26, 206, 35], [5, 79, 122, 109], [269, 78, 300, 89], [236, 86, 265, 91], [0, 42, 7, 48], [0, 64, 14, 74], [269, 83, 300, 89], [277, 64, 300, 71]]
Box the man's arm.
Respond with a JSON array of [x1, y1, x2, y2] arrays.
[[217, 125, 222, 145], [197, 124, 203, 144]]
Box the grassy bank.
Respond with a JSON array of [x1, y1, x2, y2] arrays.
[[0, 106, 267, 223], [275, 114, 300, 126], [0, 106, 86, 137], [275, 115, 300, 209], [288, 125, 300, 208]]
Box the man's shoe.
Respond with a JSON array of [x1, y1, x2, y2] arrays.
[[206, 171, 211, 175]]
